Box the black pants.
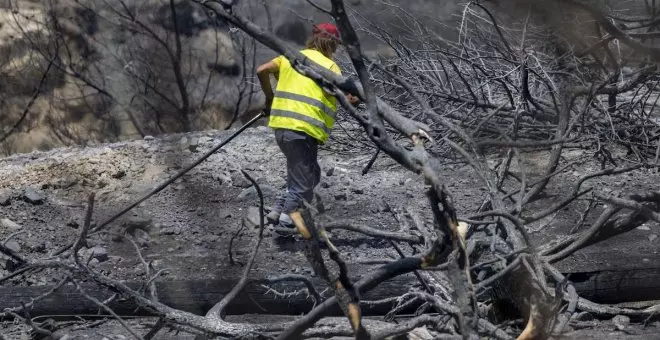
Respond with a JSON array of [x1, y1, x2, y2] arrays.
[[272, 129, 321, 214]]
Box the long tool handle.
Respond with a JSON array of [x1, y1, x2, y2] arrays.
[[49, 112, 256, 256]]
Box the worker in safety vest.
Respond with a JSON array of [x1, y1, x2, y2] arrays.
[[256, 22, 357, 233]]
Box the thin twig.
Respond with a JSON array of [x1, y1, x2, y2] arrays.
[[72, 279, 144, 340], [207, 170, 266, 319], [322, 221, 423, 244], [73, 193, 96, 264], [144, 317, 165, 340], [228, 220, 247, 266]]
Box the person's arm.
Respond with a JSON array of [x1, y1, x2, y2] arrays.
[[256, 59, 280, 114], [330, 64, 361, 106]]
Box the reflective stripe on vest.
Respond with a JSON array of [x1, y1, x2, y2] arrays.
[[270, 109, 331, 134], [274, 90, 336, 119]]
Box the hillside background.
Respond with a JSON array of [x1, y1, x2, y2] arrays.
[[0, 0, 462, 155]]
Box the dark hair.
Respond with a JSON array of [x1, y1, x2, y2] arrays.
[[306, 35, 338, 58]]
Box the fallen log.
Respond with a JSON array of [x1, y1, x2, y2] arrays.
[[565, 266, 660, 303], [1, 274, 418, 317], [3, 265, 660, 317]]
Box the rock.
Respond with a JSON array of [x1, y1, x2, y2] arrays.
[[55, 176, 78, 189], [0, 258, 19, 271], [5, 240, 21, 253], [97, 179, 108, 188], [247, 206, 266, 226], [572, 311, 594, 322], [1, 218, 22, 231], [212, 173, 231, 185], [637, 225, 652, 231], [23, 187, 45, 204], [237, 185, 276, 201], [613, 315, 630, 330], [87, 246, 109, 263], [321, 182, 331, 188], [351, 188, 364, 194], [67, 219, 80, 229], [408, 326, 433, 340], [51, 332, 72, 340], [314, 195, 326, 213], [0, 190, 11, 206], [159, 225, 181, 236], [32, 243, 47, 253], [334, 192, 347, 201], [124, 212, 152, 232], [231, 172, 252, 188], [111, 170, 126, 179], [326, 167, 335, 176], [378, 200, 391, 212], [132, 229, 150, 247], [143, 135, 155, 140], [649, 234, 658, 242], [111, 232, 124, 242], [188, 137, 199, 152], [86, 239, 104, 248]]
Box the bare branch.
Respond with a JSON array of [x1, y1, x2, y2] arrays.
[[206, 170, 266, 319]]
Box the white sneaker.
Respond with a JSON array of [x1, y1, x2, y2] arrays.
[[279, 213, 294, 228], [274, 213, 295, 237], [266, 211, 281, 224]]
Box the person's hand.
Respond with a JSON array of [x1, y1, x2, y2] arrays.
[[263, 97, 273, 116], [348, 94, 360, 105]]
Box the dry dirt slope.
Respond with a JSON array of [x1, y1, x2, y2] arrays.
[[0, 125, 457, 283]]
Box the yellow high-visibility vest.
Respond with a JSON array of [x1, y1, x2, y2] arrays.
[[268, 49, 341, 144]]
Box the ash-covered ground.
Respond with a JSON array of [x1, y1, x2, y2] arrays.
[[1, 125, 659, 339]]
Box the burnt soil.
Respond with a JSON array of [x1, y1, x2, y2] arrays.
[[1, 125, 659, 339]]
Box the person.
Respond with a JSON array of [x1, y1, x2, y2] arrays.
[[256, 22, 356, 233]]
